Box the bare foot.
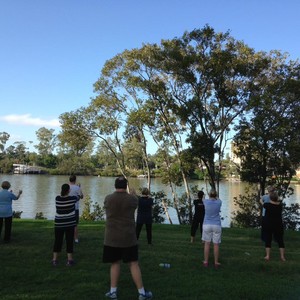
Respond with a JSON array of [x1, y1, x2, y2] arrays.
[[264, 256, 270, 261], [281, 257, 286, 262]]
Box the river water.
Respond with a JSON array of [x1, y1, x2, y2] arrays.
[[1, 174, 299, 227]]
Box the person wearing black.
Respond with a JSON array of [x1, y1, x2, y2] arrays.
[[262, 192, 286, 261], [190, 190, 205, 243], [136, 188, 153, 245]]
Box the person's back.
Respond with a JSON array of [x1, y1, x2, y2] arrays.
[[103, 177, 152, 300], [104, 191, 138, 247], [203, 198, 221, 226]]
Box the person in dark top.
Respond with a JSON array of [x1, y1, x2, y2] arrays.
[[190, 190, 205, 243], [136, 188, 154, 245], [262, 192, 286, 261], [52, 183, 78, 266]]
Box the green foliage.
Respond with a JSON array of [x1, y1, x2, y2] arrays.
[[12, 210, 23, 218], [150, 191, 167, 224], [231, 188, 261, 228], [282, 203, 300, 230], [81, 195, 105, 221], [35, 212, 47, 220]]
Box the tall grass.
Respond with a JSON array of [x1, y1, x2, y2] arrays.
[[0, 220, 300, 300]]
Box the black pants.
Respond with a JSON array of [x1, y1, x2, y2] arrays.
[[0, 216, 13, 242], [53, 227, 75, 253], [190, 217, 203, 237], [136, 223, 152, 244]]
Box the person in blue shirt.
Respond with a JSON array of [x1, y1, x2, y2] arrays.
[[202, 189, 222, 268], [0, 181, 22, 243]]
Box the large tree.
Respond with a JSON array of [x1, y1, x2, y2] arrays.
[[234, 51, 300, 197]]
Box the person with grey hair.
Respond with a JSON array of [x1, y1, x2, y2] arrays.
[[202, 189, 222, 269], [136, 187, 154, 245], [0, 181, 22, 243], [103, 177, 152, 300]]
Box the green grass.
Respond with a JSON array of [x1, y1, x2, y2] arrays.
[[1, 220, 300, 300]]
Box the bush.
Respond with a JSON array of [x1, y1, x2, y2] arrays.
[[13, 211, 23, 218], [231, 188, 261, 228], [35, 212, 47, 220], [81, 195, 105, 221]]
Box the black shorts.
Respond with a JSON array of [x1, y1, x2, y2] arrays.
[[75, 210, 79, 224], [102, 245, 138, 263]]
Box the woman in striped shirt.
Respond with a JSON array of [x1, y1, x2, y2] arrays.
[[52, 183, 78, 266]]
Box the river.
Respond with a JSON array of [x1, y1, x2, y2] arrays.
[[1, 174, 299, 227]]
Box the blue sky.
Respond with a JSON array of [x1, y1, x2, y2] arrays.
[[1, 0, 299, 153]]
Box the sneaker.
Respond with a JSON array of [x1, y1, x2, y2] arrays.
[[52, 260, 58, 266], [74, 239, 79, 243], [66, 260, 75, 267], [138, 290, 153, 300], [105, 291, 117, 299]]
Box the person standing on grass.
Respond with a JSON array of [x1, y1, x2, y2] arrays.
[[0, 181, 22, 243], [69, 175, 83, 243], [190, 190, 205, 243], [103, 176, 153, 300], [52, 184, 78, 266], [261, 191, 286, 261], [136, 188, 154, 245], [202, 189, 222, 269], [260, 185, 275, 242]]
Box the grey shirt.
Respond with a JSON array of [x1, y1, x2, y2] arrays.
[[104, 191, 138, 247]]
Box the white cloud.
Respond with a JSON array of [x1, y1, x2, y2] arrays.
[[0, 114, 60, 127]]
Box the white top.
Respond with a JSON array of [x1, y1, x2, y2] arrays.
[[69, 184, 83, 210]]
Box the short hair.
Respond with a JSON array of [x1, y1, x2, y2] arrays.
[[115, 177, 128, 189], [69, 175, 77, 183], [198, 190, 204, 199], [61, 184, 70, 196], [1, 181, 11, 189], [267, 186, 275, 193], [141, 187, 149, 195], [209, 189, 218, 198], [269, 192, 279, 202]]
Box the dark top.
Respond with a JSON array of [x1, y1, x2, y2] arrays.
[[136, 196, 153, 224], [193, 199, 205, 220], [263, 202, 283, 229], [54, 195, 78, 229]]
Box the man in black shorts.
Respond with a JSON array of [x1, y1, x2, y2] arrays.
[[103, 176, 152, 300]]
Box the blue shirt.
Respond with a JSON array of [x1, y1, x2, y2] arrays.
[[0, 189, 18, 217], [203, 198, 222, 226]]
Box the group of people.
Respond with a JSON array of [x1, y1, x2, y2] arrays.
[[0, 176, 286, 300], [190, 185, 286, 268], [52, 176, 153, 300]]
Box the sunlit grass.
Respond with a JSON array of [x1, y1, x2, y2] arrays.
[[0, 220, 299, 299]]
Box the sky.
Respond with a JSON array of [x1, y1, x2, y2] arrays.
[[1, 0, 299, 154]]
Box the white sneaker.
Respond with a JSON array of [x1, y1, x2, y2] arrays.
[[74, 239, 79, 243], [105, 291, 117, 299], [138, 290, 152, 300]]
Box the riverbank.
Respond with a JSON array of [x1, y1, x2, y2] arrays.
[[1, 220, 300, 299]]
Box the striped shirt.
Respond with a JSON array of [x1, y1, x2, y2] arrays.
[[54, 195, 78, 229]]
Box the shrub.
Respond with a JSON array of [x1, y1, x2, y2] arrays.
[[35, 212, 47, 220], [13, 211, 23, 218], [81, 195, 105, 221]]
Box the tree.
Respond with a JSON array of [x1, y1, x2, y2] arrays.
[[35, 127, 56, 156], [234, 51, 300, 197]]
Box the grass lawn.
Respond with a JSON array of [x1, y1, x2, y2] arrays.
[[0, 220, 300, 300]]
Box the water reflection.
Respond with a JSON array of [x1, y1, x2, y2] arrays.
[[0, 174, 298, 228]]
